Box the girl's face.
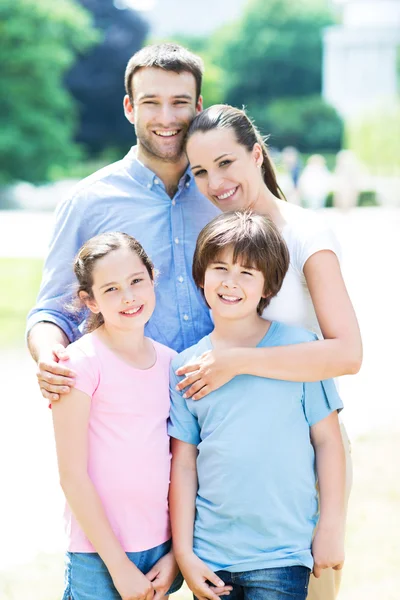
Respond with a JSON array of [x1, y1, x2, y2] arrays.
[[83, 247, 155, 331], [187, 128, 264, 212]]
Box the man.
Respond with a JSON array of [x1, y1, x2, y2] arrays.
[[27, 43, 218, 403]]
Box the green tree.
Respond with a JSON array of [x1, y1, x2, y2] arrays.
[[0, 0, 98, 183], [213, 0, 335, 108]]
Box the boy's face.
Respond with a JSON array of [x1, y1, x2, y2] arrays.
[[203, 247, 266, 320]]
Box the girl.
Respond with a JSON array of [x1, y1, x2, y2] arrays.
[[52, 232, 188, 600], [178, 105, 362, 600]]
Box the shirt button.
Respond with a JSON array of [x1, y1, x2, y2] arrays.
[[147, 183, 152, 189], [185, 182, 190, 188], [154, 178, 160, 185], [183, 314, 189, 321], [171, 199, 176, 206], [174, 237, 179, 244], [178, 276, 184, 283]]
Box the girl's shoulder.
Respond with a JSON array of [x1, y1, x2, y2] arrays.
[[151, 339, 178, 364]]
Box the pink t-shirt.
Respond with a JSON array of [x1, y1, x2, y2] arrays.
[[62, 332, 176, 552]]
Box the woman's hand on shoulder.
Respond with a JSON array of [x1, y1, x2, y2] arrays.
[[175, 348, 239, 400]]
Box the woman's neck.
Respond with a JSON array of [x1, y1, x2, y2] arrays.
[[250, 185, 287, 229]]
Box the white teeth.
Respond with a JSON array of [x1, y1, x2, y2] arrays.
[[121, 306, 141, 314], [155, 130, 178, 137], [216, 188, 237, 200], [221, 295, 241, 302]]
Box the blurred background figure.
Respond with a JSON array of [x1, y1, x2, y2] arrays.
[[279, 146, 302, 205], [298, 154, 332, 210], [333, 150, 365, 210]]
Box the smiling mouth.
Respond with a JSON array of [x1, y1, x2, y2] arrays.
[[215, 186, 238, 201], [218, 294, 242, 304], [119, 305, 144, 316], [154, 130, 180, 137]]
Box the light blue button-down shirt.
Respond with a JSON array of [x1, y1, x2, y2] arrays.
[[27, 147, 219, 352]]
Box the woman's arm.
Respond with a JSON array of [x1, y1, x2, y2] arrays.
[[310, 411, 346, 578], [176, 251, 362, 398], [52, 388, 154, 600], [169, 438, 230, 600]]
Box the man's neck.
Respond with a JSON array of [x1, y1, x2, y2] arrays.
[[210, 314, 271, 349], [137, 144, 189, 198]]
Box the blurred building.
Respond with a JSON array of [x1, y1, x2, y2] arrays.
[[323, 0, 400, 117], [133, 0, 247, 36]]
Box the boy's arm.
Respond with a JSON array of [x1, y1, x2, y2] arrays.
[[310, 411, 346, 579], [169, 438, 231, 600], [52, 388, 154, 600]]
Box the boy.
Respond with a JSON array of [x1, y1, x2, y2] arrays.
[[168, 211, 345, 600]]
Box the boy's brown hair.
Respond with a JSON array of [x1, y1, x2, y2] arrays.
[[193, 211, 289, 315]]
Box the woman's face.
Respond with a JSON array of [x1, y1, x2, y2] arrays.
[[186, 128, 264, 212]]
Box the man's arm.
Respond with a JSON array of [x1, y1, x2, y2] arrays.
[[169, 438, 230, 600], [310, 411, 346, 579], [27, 192, 88, 401], [28, 322, 76, 402]]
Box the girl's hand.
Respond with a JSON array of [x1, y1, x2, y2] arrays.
[[175, 349, 239, 400], [111, 559, 154, 600], [177, 552, 232, 600], [312, 524, 345, 579], [145, 550, 179, 600]]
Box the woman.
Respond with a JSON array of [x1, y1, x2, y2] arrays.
[[176, 105, 362, 600]]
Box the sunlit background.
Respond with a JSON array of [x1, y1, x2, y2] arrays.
[[0, 1, 399, 599]]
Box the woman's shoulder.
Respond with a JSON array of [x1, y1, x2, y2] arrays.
[[279, 201, 332, 239]]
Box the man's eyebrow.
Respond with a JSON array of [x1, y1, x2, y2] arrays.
[[137, 93, 193, 100], [192, 154, 231, 171], [99, 271, 145, 289]]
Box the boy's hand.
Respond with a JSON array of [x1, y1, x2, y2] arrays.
[[177, 552, 232, 600], [37, 345, 76, 402], [312, 524, 345, 578], [111, 559, 154, 600], [145, 550, 179, 600]]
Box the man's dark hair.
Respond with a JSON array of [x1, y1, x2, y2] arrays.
[[124, 43, 204, 103], [193, 211, 290, 315]]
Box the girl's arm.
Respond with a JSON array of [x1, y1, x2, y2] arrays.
[[310, 411, 346, 578], [176, 250, 362, 399], [169, 438, 231, 600], [52, 388, 154, 600]]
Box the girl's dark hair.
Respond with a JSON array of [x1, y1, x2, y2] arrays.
[[186, 104, 285, 200], [72, 232, 154, 332], [193, 211, 289, 315]]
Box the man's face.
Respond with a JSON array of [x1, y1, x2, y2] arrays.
[[124, 67, 202, 163]]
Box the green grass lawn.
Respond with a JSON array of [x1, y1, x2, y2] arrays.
[[0, 258, 43, 348], [0, 431, 398, 600]]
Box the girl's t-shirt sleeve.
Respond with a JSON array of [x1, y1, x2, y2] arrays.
[[63, 344, 99, 399]]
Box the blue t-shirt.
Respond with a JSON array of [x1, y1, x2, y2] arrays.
[[168, 321, 343, 572]]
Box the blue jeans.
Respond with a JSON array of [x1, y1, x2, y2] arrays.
[[63, 539, 183, 600], [211, 566, 310, 600]]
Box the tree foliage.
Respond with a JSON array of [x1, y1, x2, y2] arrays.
[[213, 0, 335, 108], [0, 0, 98, 183], [66, 1, 149, 155]]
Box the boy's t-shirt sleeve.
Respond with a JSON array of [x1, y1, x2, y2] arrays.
[[302, 378, 344, 427], [63, 345, 99, 399], [168, 360, 201, 446]]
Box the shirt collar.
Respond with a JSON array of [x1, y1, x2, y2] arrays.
[[123, 146, 194, 190]]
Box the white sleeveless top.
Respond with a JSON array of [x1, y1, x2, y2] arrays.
[[262, 203, 341, 338]]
